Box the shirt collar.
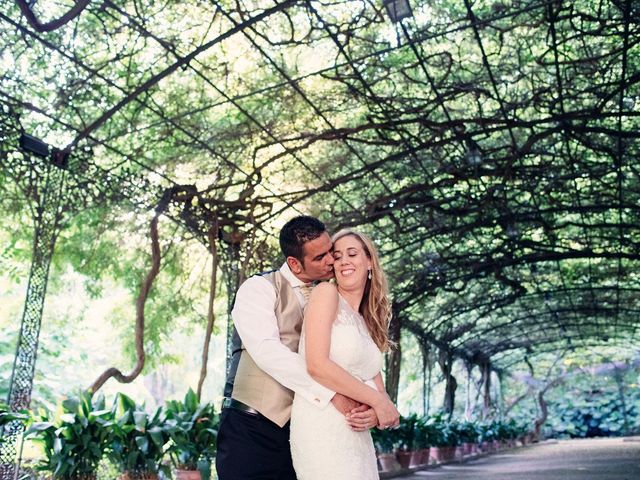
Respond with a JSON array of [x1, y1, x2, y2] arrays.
[[279, 262, 308, 288]]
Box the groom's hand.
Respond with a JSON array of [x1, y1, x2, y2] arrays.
[[346, 404, 378, 432], [330, 393, 360, 415]]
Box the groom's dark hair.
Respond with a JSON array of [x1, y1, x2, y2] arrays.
[[279, 216, 327, 263]]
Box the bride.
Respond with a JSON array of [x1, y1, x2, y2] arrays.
[[290, 229, 399, 479]]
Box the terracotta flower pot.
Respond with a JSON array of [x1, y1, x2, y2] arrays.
[[119, 472, 159, 480], [396, 450, 412, 469], [462, 442, 473, 456], [429, 446, 442, 464], [441, 446, 456, 461], [419, 447, 430, 465], [377, 452, 399, 472], [175, 469, 201, 480], [409, 450, 423, 468]]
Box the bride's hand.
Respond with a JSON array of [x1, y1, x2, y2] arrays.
[[372, 393, 399, 429], [346, 404, 378, 431]]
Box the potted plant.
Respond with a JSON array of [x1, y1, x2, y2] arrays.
[[494, 419, 515, 449], [25, 391, 113, 480], [371, 426, 399, 472], [457, 421, 479, 456], [412, 417, 430, 467], [448, 421, 465, 461], [165, 388, 218, 480], [424, 414, 447, 464], [480, 421, 499, 452], [439, 419, 458, 462], [108, 393, 169, 480], [505, 419, 520, 447], [395, 415, 416, 469]]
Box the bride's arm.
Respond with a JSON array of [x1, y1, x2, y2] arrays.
[[304, 283, 398, 427], [373, 373, 386, 394], [371, 373, 398, 427]]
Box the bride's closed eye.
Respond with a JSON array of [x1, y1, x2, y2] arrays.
[[334, 248, 360, 260]]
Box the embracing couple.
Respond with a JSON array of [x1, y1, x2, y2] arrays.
[[216, 216, 400, 479]]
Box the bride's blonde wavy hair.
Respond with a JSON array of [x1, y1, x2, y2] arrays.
[[331, 229, 392, 352]]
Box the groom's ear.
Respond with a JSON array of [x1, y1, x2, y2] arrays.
[[287, 256, 303, 274]]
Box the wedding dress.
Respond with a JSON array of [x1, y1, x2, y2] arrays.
[[290, 294, 382, 479]]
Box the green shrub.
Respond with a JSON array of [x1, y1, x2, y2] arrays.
[[371, 426, 398, 453], [548, 386, 640, 438], [108, 393, 169, 477], [26, 391, 112, 479], [456, 420, 480, 444], [165, 388, 218, 470]]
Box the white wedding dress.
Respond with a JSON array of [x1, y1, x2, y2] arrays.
[[290, 294, 382, 479]]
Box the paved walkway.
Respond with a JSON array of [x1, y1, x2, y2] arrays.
[[399, 437, 640, 480]]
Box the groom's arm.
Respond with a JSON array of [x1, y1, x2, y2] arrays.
[[232, 275, 335, 408], [332, 395, 379, 431], [331, 393, 360, 414]]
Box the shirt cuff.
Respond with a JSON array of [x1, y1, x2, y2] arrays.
[[298, 381, 335, 409]]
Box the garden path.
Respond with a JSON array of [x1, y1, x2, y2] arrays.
[[395, 437, 640, 480]]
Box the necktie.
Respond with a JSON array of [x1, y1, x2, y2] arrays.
[[299, 283, 314, 301]]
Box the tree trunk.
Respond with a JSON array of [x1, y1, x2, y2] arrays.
[[90, 215, 161, 392], [481, 361, 492, 418], [533, 378, 563, 440], [533, 389, 548, 440], [419, 343, 430, 416], [385, 312, 402, 403], [464, 361, 473, 420], [438, 349, 457, 418], [197, 223, 219, 400]]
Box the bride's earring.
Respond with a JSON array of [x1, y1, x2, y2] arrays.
[[367, 269, 372, 280]]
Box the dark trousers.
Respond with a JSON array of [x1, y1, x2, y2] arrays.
[[215, 408, 297, 480]]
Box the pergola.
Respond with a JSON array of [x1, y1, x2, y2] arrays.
[[1, 0, 639, 471]]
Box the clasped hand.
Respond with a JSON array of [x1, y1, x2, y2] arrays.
[[371, 393, 400, 430], [332, 393, 399, 431]]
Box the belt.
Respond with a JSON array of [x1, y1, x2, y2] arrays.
[[222, 397, 260, 417]]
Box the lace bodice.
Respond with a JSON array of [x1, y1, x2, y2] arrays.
[[300, 294, 382, 383]]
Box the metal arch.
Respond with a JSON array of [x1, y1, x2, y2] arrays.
[[0, 150, 66, 476]]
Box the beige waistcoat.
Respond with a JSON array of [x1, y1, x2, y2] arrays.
[[230, 270, 303, 427]]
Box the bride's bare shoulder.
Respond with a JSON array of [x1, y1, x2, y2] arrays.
[[309, 281, 338, 303], [313, 281, 337, 294]]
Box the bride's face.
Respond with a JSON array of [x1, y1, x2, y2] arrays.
[[332, 235, 371, 290]]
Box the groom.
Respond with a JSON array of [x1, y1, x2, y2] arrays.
[[216, 216, 377, 479]]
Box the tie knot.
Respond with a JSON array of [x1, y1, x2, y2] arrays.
[[299, 283, 314, 301]]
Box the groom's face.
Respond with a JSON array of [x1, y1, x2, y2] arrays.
[[290, 232, 334, 282]]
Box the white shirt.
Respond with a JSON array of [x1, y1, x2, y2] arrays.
[[231, 262, 334, 408]]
